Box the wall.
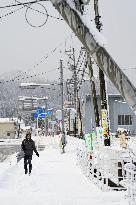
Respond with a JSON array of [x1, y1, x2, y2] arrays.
[[0, 123, 16, 139], [84, 95, 136, 134], [110, 96, 136, 134]]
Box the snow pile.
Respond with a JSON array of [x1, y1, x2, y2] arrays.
[[0, 138, 23, 145], [124, 162, 136, 171]]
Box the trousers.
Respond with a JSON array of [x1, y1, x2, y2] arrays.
[[24, 155, 32, 171]]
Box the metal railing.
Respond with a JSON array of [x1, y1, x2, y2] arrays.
[[77, 143, 131, 191], [125, 164, 136, 205]]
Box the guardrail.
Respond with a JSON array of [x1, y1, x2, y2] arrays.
[[77, 142, 131, 191], [124, 164, 136, 205]]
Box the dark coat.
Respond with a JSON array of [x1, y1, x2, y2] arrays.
[[21, 139, 38, 156]]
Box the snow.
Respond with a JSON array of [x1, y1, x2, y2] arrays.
[[0, 136, 127, 205], [20, 83, 51, 87], [66, 0, 106, 47], [124, 162, 136, 171], [0, 138, 23, 145], [51, 0, 106, 47], [0, 118, 18, 123], [20, 82, 38, 86]]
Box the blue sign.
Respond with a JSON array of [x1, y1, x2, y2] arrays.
[[34, 112, 47, 119], [36, 107, 45, 115], [34, 113, 38, 119], [40, 113, 47, 119], [47, 110, 53, 117], [34, 107, 53, 119]]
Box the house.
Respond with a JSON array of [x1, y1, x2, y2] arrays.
[[81, 80, 136, 135], [0, 118, 17, 139]]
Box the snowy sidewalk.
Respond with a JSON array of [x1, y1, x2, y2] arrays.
[[0, 136, 127, 205]]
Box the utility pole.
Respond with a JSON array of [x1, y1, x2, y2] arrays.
[[77, 95, 83, 138], [60, 59, 65, 135], [94, 0, 110, 145], [87, 54, 100, 127], [73, 48, 77, 137]]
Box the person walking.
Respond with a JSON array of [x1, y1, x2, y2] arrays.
[[21, 133, 39, 175], [59, 132, 67, 154]]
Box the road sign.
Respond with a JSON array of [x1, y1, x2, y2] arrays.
[[34, 113, 38, 119], [36, 107, 45, 114], [40, 113, 47, 119], [47, 110, 53, 117], [34, 107, 52, 119], [34, 112, 47, 119]]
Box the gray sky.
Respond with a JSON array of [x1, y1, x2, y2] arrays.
[[0, 0, 136, 84], [100, 0, 136, 86]]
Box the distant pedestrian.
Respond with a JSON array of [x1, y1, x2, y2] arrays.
[[21, 133, 39, 175], [17, 129, 20, 138], [59, 132, 67, 154]]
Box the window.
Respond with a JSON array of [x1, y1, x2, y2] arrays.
[[118, 115, 132, 125]]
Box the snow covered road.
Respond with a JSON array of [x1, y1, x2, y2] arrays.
[[0, 136, 127, 205]]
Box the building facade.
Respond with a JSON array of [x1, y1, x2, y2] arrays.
[[84, 94, 136, 135], [80, 80, 136, 135], [0, 118, 17, 139]]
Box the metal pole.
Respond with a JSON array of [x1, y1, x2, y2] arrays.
[[77, 95, 83, 138], [37, 116, 38, 136], [73, 48, 77, 137], [37, 114, 39, 150], [69, 109, 70, 135], [87, 54, 100, 127], [94, 0, 110, 145], [60, 59, 65, 135], [44, 98, 48, 136], [94, 0, 106, 107]]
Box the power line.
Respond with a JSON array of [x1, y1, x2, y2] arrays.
[[0, 0, 63, 21], [0, 6, 24, 19], [15, 0, 63, 22], [0, 67, 59, 84], [0, 33, 74, 84], [4, 34, 73, 83], [0, 0, 47, 9]]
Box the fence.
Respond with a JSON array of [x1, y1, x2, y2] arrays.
[[77, 141, 132, 191], [124, 163, 136, 205]]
